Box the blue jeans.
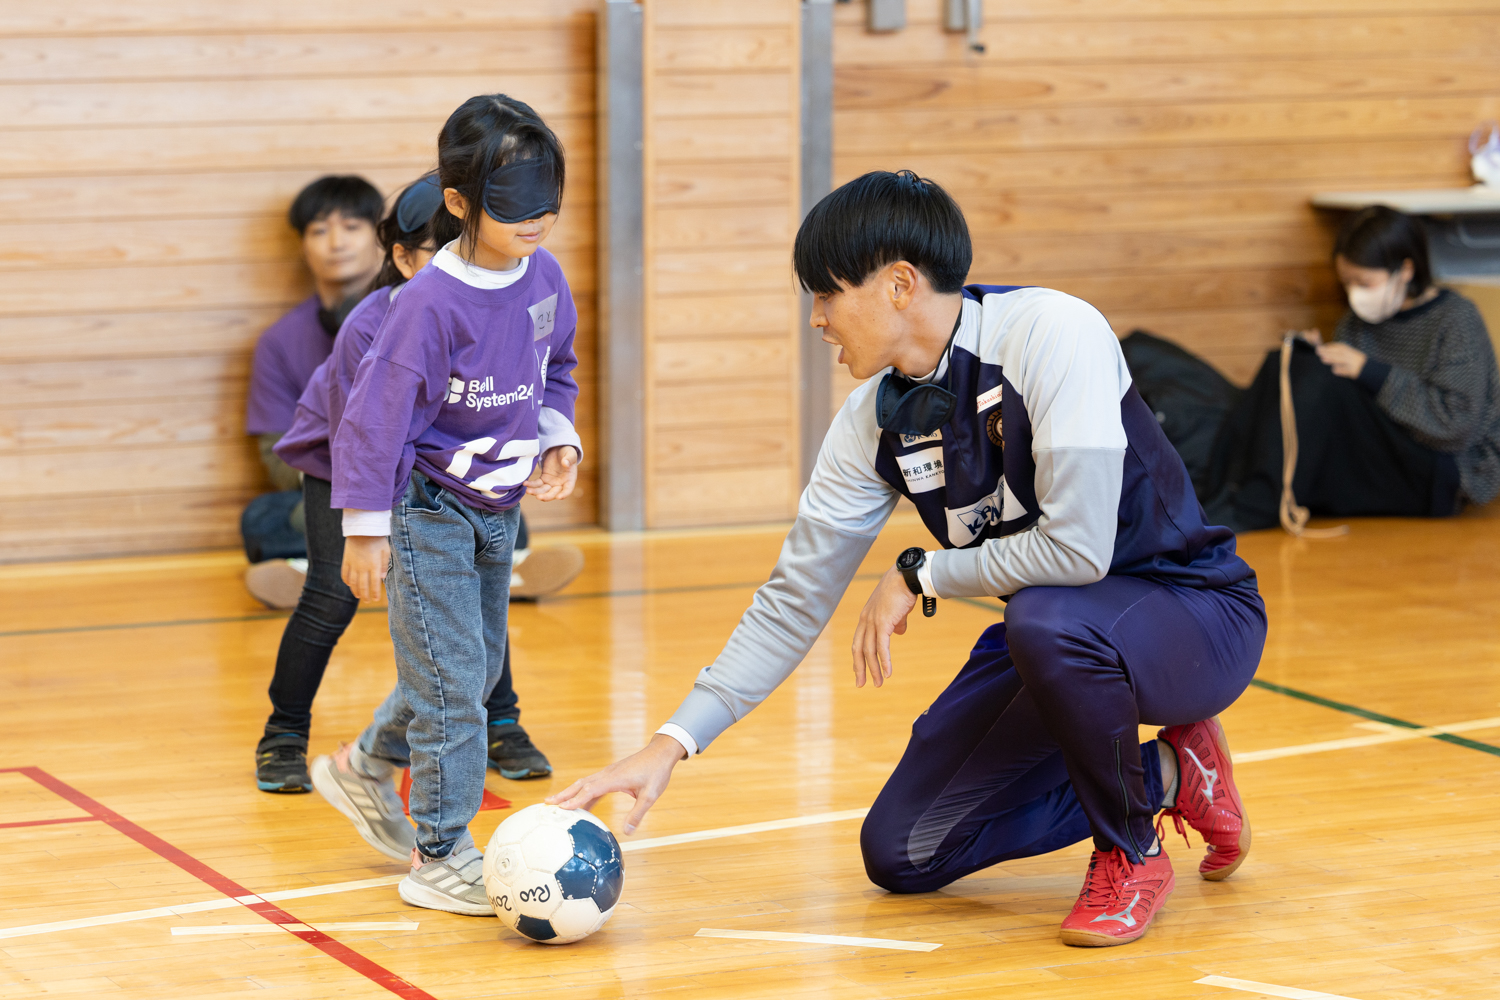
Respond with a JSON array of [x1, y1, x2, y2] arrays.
[[357, 472, 519, 858]]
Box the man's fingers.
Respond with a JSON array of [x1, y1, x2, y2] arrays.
[[622, 792, 657, 835], [864, 623, 884, 688], [876, 625, 894, 682]]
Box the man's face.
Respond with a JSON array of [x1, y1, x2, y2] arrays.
[[810, 268, 902, 380], [301, 210, 381, 288]]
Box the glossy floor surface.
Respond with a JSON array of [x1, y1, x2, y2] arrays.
[[3, 512, 1499, 1000]]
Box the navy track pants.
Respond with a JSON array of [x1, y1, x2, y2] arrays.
[[861, 575, 1266, 893]]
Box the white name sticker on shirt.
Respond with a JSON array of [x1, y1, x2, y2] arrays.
[[529, 293, 558, 341], [976, 384, 1003, 413], [900, 429, 943, 448], [897, 446, 946, 494], [946, 487, 1003, 546]]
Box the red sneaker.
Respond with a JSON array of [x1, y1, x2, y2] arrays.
[[1058, 846, 1175, 947], [1158, 716, 1250, 881]]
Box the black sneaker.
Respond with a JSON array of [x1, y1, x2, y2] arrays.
[[486, 722, 552, 779], [256, 732, 312, 793]]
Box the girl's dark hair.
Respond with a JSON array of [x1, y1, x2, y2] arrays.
[[288, 175, 384, 235], [794, 170, 972, 296], [436, 94, 566, 258], [1333, 205, 1432, 296], [371, 176, 464, 291]]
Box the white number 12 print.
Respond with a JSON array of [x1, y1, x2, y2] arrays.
[[444, 437, 541, 498]]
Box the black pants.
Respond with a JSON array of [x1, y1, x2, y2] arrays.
[[1204, 341, 1460, 532], [264, 475, 520, 737]]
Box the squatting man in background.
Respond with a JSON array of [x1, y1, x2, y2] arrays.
[[551, 170, 1268, 947]]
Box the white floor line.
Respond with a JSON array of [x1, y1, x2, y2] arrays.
[[9, 709, 1499, 946], [171, 921, 418, 936], [620, 808, 868, 851], [695, 927, 940, 952], [1235, 714, 1500, 763], [0, 876, 405, 942], [1196, 974, 1363, 999]]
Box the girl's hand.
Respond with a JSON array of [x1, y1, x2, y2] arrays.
[[546, 734, 686, 834], [525, 445, 580, 501], [342, 535, 391, 601], [851, 564, 919, 689], [1316, 342, 1367, 379]]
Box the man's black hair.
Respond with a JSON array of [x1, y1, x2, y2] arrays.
[[794, 170, 972, 296], [287, 175, 385, 235], [1333, 205, 1433, 297]]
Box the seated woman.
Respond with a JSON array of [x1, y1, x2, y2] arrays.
[[1203, 206, 1500, 531]]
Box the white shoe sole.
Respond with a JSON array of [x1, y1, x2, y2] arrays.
[[310, 755, 413, 863], [510, 546, 584, 599], [398, 874, 496, 916], [245, 560, 307, 609]]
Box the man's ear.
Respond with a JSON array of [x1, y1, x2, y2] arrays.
[[443, 188, 469, 221], [888, 260, 920, 311], [1398, 258, 1416, 284]]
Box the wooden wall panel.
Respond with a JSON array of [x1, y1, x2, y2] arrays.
[[832, 0, 1497, 392], [0, 1, 600, 562], [642, 0, 802, 529]]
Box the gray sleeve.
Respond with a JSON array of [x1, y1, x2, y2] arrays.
[[666, 515, 880, 749], [928, 447, 1122, 598], [664, 380, 898, 752]]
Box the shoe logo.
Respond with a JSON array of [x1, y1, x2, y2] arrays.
[[1182, 745, 1218, 804], [1090, 891, 1140, 927]]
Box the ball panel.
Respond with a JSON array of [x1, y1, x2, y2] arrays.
[[513, 914, 557, 942], [555, 854, 598, 900], [501, 869, 562, 920], [593, 858, 624, 912], [568, 818, 621, 867], [483, 844, 526, 888], [519, 826, 574, 873], [549, 898, 604, 942]]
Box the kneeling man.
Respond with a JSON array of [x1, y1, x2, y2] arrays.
[[552, 171, 1266, 946]]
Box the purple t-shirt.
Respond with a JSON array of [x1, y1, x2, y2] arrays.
[[332, 247, 579, 513], [246, 295, 334, 436], [274, 287, 395, 482]]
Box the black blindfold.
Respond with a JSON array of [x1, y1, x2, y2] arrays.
[[394, 174, 445, 236], [482, 159, 561, 225]]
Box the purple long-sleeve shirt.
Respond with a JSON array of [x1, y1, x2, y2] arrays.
[[273, 287, 396, 483], [246, 295, 334, 436], [331, 246, 579, 516]]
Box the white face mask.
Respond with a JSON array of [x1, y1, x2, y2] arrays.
[[1346, 274, 1407, 325]]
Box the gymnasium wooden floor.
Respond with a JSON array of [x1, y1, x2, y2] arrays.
[[3, 511, 1499, 1000]]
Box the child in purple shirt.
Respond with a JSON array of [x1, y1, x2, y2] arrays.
[[256, 177, 555, 794], [251, 176, 454, 792], [311, 95, 582, 917]]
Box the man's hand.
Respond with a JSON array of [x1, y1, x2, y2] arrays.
[[1316, 342, 1367, 379], [342, 535, 390, 602], [1297, 327, 1322, 346], [851, 563, 919, 689], [546, 733, 685, 834], [525, 445, 580, 501]]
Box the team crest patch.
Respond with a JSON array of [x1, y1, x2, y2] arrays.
[[986, 409, 1004, 447]]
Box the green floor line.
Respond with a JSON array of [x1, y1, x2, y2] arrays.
[[1248, 678, 1500, 758]]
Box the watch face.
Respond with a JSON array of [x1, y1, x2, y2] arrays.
[[897, 547, 923, 570]]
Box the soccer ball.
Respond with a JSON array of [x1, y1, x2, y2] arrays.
[[482, 804, 623, 944]]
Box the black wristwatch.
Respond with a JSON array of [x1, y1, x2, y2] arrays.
[[897, 546, 937, 618]]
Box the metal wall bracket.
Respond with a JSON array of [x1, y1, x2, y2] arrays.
[[944, 0, 986, 53]]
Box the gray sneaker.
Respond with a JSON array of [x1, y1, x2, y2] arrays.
[[311, 743, 416, 863], [398, 831, 493, 916]]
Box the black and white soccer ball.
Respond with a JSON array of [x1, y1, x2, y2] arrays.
[[483, 804, 623, 944]]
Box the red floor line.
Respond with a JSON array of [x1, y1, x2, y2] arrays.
[[0, 815, 100, 829], [2, 766, 439, 1000]]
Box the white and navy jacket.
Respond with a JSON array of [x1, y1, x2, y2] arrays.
[[660, 285, 1254, 755]]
